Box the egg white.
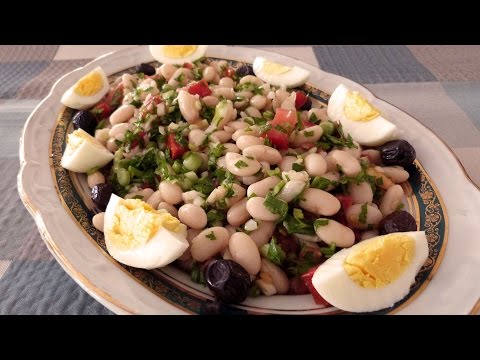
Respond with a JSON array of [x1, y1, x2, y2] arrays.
[[253, 57, 310, 88], [61, 67, 110, 110], [60, 129, 114, 173], [149, 45, 208, 65], [104, 194, 189, 270], [311, 231, 428, 313], [327, 84, 398, 147]]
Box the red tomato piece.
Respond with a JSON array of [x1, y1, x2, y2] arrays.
[[295, 91, 308, 110], [301, 266, 331, 306], [288, 276, 310, 295], [182, 62, 193, 69], [263, 128, 289, 150], [166, 134, 187, 160], [188, 79, 212, 98], [270, 108, 297, 134], [336, 194, 353, 212], [92, 101, 112, 119]]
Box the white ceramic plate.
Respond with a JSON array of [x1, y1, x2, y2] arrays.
[[18, 45, 480, 314]]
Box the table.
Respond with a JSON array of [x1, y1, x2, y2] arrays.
[[1, 45, 479, 315]]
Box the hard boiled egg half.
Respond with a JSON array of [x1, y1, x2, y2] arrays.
[[104, 194, 189, 269], [253, 56, 310, 88], [61, 129, 114, 173], [312, 231, 428, 313], [327, 84, 399, 146], [61, 67, 110, 110], [149, 45, 208, 65]]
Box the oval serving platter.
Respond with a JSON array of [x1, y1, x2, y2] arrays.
[[19, 46, 480, 314]]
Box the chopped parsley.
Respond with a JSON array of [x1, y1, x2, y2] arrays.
[[260, 237, 286, 266], [314, 219, 329, 230], [310, 176, 332, 190], [304, 130, 314, 137], [320, 242, 336, 258], [292, 163, 305, 172], [263, 192, 288, 219], [293, 208, 304, 220], [283, 214, 315, 235], [235, 160, 248, 168], [206, 231, 217, 240], [359, 203, 368, 224], [191, 261, 206, 285]]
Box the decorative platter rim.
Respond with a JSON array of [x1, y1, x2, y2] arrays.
[[18, 45, 480, 314]]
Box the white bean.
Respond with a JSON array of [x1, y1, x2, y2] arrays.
[[203, 66, 217, 82], [250, 95, 267, 110], [246, 197, 280, 221], [229, 232, 261, 275], [87, 171, 105, 188], [177, 90, 200, 124], [188, 129, 207, 148], [110, 105, 135, 125], [146, 190, 163, 209], [299, 188, 341, 216], [160, 64, 178, 81], [239, 75, 263, 86], [216, 156, 226, 168], [245, 106, 262, 118], [314, 219, 355, 248], [361, 149, 382, 166], [279, 156, 297, 172], [236, 91, 254, 100], [380, 166, 410, 183], [106, 138, 118, 153], [330, 150, 362, 177], [168, 68, 191, 87], [213, 87, 235, 100], [256, 278, 277, 296], [225, 225, 237, 237], [379, 184, 405, 217], [281, 170, 309, 183], [247, 176, 280, 198], [157, 202, 178, 218], [232, 127, 261, 141], [280, 92, 296, 111], [291, 125, 323, 147], [222, 143, 240, 154], [202, 96, 219, 108], [227, 121, 249, 131], [277, 180, 306, 203], [340, 141, 362, 159], [236, 135, 264, 150], [361, 229, 379, 241], [121, 73, 137, 89], [213, 130, 232, 143], [249, 221, 275, 247], [178, 204, 207, 230], [260, 259, 289, 295], [242, 145, 282, 165], [225, 152, 262, 176], [321, 171, 341, 191], [109, 123, 130, 141], [304, 153, 327, 177], [308, 107, 329, 122], [159, 181, 183, 205], [125, 188, 154, 202], [206, 183, 245, 209], [219, 77, 235, 88], [227, 198, 251, 227], [95, 128, 110, 145], [345, 203, 383, 230], [92, 212, 105, 232], [191, 227, 230, 262], [348, 181, 373, 204]]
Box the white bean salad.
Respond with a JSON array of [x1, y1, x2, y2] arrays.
[[65, 57, 419, 305]]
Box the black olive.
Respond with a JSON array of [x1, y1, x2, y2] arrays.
[[91, 183, 113, 212], [236, 65, 254, 77], [205, 259, 252, 304], [72, 110, 98, 136], [135, 63, 156, 76], [378, 140, 416, 167], [300, 96, 312, 111], [378, 211, 417, 235]]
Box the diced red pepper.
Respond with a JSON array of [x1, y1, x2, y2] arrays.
[[295, 91, 308, 110], [336, 194, 353, 212], [224, 67, 236, 78], [288, 276, 310, 295], [270, 108, 298, 134], [166, 134, 187, 160], [92, 101, 112, 119], [187, 79, 212, 98], [301, 266, 331, 306], [263, 128, 289, 150], [182, 62, 193, 69]]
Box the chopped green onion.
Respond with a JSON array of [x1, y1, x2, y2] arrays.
[[183, 152, 202, 172]]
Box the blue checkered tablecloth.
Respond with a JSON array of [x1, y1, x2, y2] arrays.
[[1, 45, 479, 314]]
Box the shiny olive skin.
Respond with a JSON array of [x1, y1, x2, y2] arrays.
[[136, 63, 156, 76], [72, 110, 98, 135], [205, 259, 252, 304], [236, 65, 254, 77], [300, 97, 312, 111], [378, 211, 417, 235], [378, 140, 416, 167], [91, 183, 113, 211]]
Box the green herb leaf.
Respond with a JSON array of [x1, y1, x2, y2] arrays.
[[263, 193, 288, 219], [314, 218, 329, 230], [267, 167, 282, 178], [247, 192, 257, 200], [271, 180, 286, 196], [206, 231, 217, 240], [260, 237, 286, 266], [292, 163, 305, 172], [293, 208, 304, 220], [191, 261, 206, 285], [310, 176, 331, 190], [94, 119, 106, 131], [283, 214, 316, 235], [235, 160, 248, 169], [395, 203, 405, 211], [320, 242, 336, 258], [359, 203, 368, 224]]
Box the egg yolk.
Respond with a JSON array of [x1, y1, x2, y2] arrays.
[[73, 71, 104, 96], [343, 233, 415, 288], [344, 91, 380, 122], [106, 199, 183, 250], [163, 45, 198, 59], [262, 60, 291, 75]]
